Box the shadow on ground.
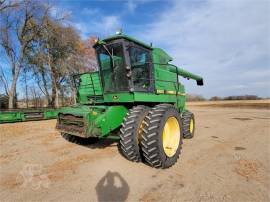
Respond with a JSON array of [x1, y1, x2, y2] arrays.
[[61, 133, 119, 149], [95, 171, 129, 202], [61, 133, 141, 162]]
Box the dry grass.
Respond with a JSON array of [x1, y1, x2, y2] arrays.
[[187, 99, 270, 109]]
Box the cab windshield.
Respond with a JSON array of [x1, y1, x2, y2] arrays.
[[96, 43, 129, 92]]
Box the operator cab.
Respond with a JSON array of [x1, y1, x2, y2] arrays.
[[94, 34, 154, 94]]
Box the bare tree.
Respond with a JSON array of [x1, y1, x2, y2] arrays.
[[1, 1, 97, 108], [0, 0, 19, 12], [0, 65, 9, 95], [35, 67, 51, 106], [0, 0, 50, 108], [29, 85, 41, 108], [27, 42, 52, 106], [27, 17, 83, 108], [21, 67, 29, 107], [64, 36, 97, 104]]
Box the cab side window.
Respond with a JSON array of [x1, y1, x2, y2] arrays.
[[129, 46, 151, 91]]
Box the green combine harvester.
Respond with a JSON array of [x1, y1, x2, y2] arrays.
[[56, 33, 203, 168]]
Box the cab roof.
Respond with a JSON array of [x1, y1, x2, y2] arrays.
[[102, 33, 153, 50], [95, 33, 173, 63]]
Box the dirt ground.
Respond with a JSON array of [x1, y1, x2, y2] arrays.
[[0, 104, 270, 201]]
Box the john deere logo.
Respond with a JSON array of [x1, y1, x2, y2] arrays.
[[113, 95, 118, 100]]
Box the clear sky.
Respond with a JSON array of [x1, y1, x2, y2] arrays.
[[1, 0, 270, 98]]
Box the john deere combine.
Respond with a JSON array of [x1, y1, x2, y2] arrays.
[[56, 33, 203, 168]]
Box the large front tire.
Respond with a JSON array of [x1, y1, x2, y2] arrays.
[[141, 104, 183, 168]]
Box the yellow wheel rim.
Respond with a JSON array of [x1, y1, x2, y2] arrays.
[[162, 117, 181, 157], [190, 118, 194, 133]]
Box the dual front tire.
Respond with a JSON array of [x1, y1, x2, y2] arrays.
[[120, 104, 195, 168], [140, 104, 183, 168], [119, 105, 150, 162]]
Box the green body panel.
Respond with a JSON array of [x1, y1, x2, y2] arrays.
[[44, 109, 59, 119], [103, 92, 183, 103], [135, 92, 185, 105], [57, 105, 128, 138], [78, 72, 104, 104], [94, 105, 128, 136], [155, 66, 179, 91], [0, 109, 59, 123], [152, 48, 173, 64], [103, 93, 134, 102]]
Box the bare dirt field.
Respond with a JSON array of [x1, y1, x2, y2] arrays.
[[1, 102, 270, 202]]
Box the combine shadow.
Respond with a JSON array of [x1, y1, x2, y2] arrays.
[[86, 138, 119, 149], [95, 171, 129, 202], [61, 133, 119, 149]]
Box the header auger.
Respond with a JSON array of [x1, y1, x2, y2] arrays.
[[56, 33, 203, 168]]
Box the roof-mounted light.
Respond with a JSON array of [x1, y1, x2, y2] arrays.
[[116, 28, 123, 35], [94, 38, 99, 43]]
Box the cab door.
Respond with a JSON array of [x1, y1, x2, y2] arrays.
[[128, 44, 154, 93]]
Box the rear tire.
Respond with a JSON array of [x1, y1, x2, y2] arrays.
[[119, 105, 150, 162], [141, 104, 183, 168], [182, 111, 195, 139]]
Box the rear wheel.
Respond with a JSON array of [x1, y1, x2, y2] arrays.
[[182, 111, 195, 139], [119, 105, 150, 162], [141, 104, 183, 168]]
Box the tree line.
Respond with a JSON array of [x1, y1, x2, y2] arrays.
[[209, 95, 262, 101], [186, 94, 263, 102], [0, 0, 97, 109]]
